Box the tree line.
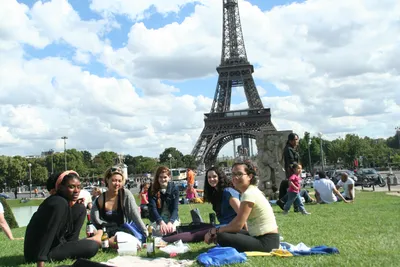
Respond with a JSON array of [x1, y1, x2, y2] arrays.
[[297, 133, 400, 172], [0, 147, 196, 188], [1, 133, 399, 188]]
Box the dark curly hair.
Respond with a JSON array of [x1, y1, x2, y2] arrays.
[[232, 161, 258, 185], [46, 171, 80, 192], [203, 167, 233, 207]]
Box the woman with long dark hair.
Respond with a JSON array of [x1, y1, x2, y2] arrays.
[[203, 167, 241, 225], [148, 166, 180, 236], [162, 167, 242, 244]]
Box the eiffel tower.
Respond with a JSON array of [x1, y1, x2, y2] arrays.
[[191, 0, 276, 167]]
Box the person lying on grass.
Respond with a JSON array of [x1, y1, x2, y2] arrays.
[[24, 171, 99, 267], [90, 166, 147, 248], [204, 162, 280, 252]]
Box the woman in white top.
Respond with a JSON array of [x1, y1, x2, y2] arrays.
[[204, 162, 280, 252]]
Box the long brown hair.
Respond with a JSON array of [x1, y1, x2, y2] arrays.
[[151, 166, 171, 197]]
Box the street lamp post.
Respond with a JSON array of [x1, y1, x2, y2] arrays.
[[28, 163, 32, 199], [168, 154, 172, 169], [49, 149, 54, 174], [308, 138, 312, 173], [61, 136, 68, 171], [318, 132, 324, 171]]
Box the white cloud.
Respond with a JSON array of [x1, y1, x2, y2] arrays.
[[0, 0, 49, 49], [73, 50, 91, 64], [1, 0, 400, 159], [89, 0, 198, 21], [29, 0, 111, 54]]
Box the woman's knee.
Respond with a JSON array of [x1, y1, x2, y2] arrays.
[[216, 232, 234, 246], [84, 240, 100, 258]]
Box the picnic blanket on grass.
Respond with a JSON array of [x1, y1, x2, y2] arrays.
[[280, 242, 339, 256], [102, 256, 194, 267]]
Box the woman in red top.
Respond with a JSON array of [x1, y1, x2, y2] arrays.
[[283, 164, 311, 215], [140, 182, 150, 205], [140, 181, 150, 218]]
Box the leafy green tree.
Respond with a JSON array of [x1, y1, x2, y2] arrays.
[[31, 164, 49, 185], [159, 148, 183, 167], [181, 155, 197, 169], [123, 154, 136, 174], [7, 157, 27, 187], [326, 138, 346, 167], [93, 151, 118, 173], [82, 150, 93, 168]]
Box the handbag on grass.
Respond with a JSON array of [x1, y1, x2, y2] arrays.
[[123, 222, 146, 243], [189, 203, 204, 223]]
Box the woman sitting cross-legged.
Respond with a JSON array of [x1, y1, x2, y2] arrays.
[[162, 167, 243, 243], [148, 166, 180, 236], [24, 171, 99, 267], [90, 166, 147, 248], [204, 162, 280, 252]]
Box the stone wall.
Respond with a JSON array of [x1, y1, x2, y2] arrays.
[[255, 130, 292, 199]]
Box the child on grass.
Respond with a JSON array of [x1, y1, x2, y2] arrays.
[[283, 164, 311, 215]]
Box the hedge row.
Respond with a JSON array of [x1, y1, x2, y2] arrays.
[[0, 197, 19, 229]]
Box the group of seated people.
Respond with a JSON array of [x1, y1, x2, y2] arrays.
[[276, 166, 354, 215], [313, 171, 355, 203], [22, 161, 282, 266]]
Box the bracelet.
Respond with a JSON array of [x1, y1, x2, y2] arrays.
[[208, 229, 216, 237]]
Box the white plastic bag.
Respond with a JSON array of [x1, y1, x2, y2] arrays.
[[159, 240, 190, 254], [115, 231, 141, 256]]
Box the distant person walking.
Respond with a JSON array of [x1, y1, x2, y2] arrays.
[[14, 188, 18, 199], [187, 168, 195, 187]]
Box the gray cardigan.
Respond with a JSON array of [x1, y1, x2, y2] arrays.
[[91, 188, 147, 235]]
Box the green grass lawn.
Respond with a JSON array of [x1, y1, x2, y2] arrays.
[[6, 199, 45, 208], [1, 191, 400, 267]]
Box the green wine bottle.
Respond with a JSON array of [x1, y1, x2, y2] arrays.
[[146, 225, 155, 257]]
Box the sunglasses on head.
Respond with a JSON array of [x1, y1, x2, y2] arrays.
[[110, 167, 123, 174]]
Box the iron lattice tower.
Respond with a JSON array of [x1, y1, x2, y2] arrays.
[[191, 0, 276, 167]]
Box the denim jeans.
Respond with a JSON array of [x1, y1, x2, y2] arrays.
[[283, 192, 305, 212]]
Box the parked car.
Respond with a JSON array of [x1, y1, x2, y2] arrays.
[[0, 193, 10, 199], [301, 177, 314, 188], [329, 169, 358, 185], [356, 168, 386, 187]]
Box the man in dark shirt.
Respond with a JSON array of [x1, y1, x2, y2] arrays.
[[283, 133, 300, 179], [24, 171, 99, 267], [278, 133, 300, 210]]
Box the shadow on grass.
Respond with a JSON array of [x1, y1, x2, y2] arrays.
[[0, 255, 26, 266]]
